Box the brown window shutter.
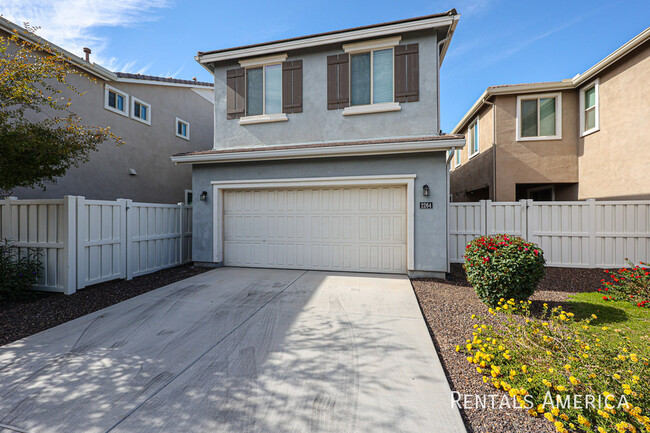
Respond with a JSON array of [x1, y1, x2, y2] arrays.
[[226, 67, 245, 119], [394, 44, 419, 103], [327, 54, 349, 110], [282, 60, 303, 113]]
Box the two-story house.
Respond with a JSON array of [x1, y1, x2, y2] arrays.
[[1, 17, 214, 204], [450, 27, 650, 202], [172, 11, 464, 278]]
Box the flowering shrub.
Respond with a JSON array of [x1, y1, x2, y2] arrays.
[[599, 260, 650, 308], [464, 234, 546, 306], [458, 299, 649, 433], [0, 240, 41, 302]]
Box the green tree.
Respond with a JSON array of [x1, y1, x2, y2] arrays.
[[0, 26, 123, 196]]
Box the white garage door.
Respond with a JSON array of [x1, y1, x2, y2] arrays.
[[223, 186, 407, 273]]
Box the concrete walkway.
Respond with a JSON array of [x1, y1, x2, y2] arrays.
[[0, 268, 465, 433]]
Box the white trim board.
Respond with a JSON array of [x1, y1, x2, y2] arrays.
[[172, 138, 466, 164], [198, 15, 455, 64], [211, 174, 416, 271]]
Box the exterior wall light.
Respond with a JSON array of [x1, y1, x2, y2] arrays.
[[423, 184, 430, 197], [200, 191, 208, 201]]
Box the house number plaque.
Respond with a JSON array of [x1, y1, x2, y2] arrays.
[[419, 202, 433, 209]]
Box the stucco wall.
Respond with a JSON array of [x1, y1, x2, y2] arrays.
[[191, 152, 448, 274], [210, 30, 440, 149], [450, 104, 494, 200], [8, 49, 214, 203], [493, 92, 580, 201], [578, 41, 650, 200]]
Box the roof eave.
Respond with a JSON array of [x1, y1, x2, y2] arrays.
[[197, 14, 457, 65], [171, 138, 466, 165]]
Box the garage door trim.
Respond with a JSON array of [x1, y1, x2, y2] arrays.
[[211, 175, 416, 270]]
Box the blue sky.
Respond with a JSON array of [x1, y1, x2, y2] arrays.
[[3, 0, 649, 132]]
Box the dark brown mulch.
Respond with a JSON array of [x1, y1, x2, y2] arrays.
[[0, 264, 211, 347], [412, 265, 608, 433]]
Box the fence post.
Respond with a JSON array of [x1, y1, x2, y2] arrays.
[[1, 197, 16, 240], [76, 196, 86, 290], [178, 203, 185, 264], [587, 199, 597, 268], [483, 200, 492, 236], [118, 199, 133, 280], [61, 196, 77, 295]]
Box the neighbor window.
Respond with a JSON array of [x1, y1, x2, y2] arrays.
[[517, 93, 562, 140], [580, 79, 599, 136], [176, 118, 190, 140], [105, 85, 128, 116], [468, 119, 479, 157], [131, 97, 151, 125], [350, 48, 393, 106], [455, 149, 461, 167], [246, 64, 282, 116]]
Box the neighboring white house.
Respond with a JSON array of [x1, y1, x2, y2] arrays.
[[172, 10, 464, 278]]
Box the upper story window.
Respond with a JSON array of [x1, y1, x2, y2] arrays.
[[580, 79, 599, 136], [468, 119, 479, 158], [226, 54, 297, 124], [246, 64, 282, 116], [516, 93, 562, 141], [105, 85, 128, 116], [350, 48, 393, 106], [176, 118, 190, 140], [131, 97, 151, 125], [455, 149, 461, 167]]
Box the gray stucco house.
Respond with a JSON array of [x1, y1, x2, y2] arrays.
[[1, 17, 214, 204], [173, 10, 465, 278]]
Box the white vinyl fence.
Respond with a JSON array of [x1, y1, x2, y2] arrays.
[[1, 196, 192, 294], [450, 199, 650, 269]]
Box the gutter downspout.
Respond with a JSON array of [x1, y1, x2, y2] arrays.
[[483, 98, 497, 201], [436, 35, 450, 134], [445, 146, 456, 274]]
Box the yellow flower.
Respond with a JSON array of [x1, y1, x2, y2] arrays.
[[551, 407, 560, 416], [549, 368, 555, 373], [597, 427, 606, 433], [556, 385, 567, 392], [455, 345, 460, 352], [569, 376, 580, 385], [560, 413, 569, 421], [543, 379, 552, 387], [521, 365, 528, 373], [544, 412, 554, 422], [613, 373, 621, 380], [527, 409, 538, 417], [471, 314, 476, 319]]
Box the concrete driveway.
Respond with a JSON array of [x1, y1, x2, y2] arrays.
[[0, 268, 465, 433]]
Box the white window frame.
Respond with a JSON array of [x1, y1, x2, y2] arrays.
[[468, 118, 479, 158], [516, 92, 562, 141], [184, 189, 193, 206], [104, 85, 129, 117], [454, 149, 461, 168], [238, 54, 288, 125], [579, 79, 599, 137], [131, 97, 151, 125], [175, 117, 190, 140], [342, 36, 400, 116]]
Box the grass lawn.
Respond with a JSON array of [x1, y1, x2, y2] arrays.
[[567, 292, 650, 357]]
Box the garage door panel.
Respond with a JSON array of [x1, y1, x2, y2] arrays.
[[223, 186, 407, 273]]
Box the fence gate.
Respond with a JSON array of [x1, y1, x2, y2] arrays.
[[1, 196, 193, 294]]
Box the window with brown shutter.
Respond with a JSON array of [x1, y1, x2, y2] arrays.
[[226, 67, 246, 119], [282, 60, 303, 113], [327, 53, 349, 110], [394, 44, 419, 103]]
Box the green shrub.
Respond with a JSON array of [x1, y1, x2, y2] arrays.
[[0, 240, 41, 302], [463, 234, 546, 306], [599, 260, 650, 308]]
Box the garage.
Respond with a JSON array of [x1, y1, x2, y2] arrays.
[[222, 185, 407, 273]]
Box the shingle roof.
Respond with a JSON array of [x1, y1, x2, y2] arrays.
[[173, 134, 464, 158], [116, 72, 213, 87], [197, 9, 457, 56]]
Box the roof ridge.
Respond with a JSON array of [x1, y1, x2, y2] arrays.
[[115, 72, 213, 87]]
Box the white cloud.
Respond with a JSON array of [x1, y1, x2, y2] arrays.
[[1, 0, 170, 72]]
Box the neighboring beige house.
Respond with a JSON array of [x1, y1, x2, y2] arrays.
[[450, 27, 650, 202], [1, 17, 214, 203]]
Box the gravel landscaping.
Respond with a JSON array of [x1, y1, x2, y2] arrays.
[[0, 264, 211, 347], [412, 264, 607, 433]]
